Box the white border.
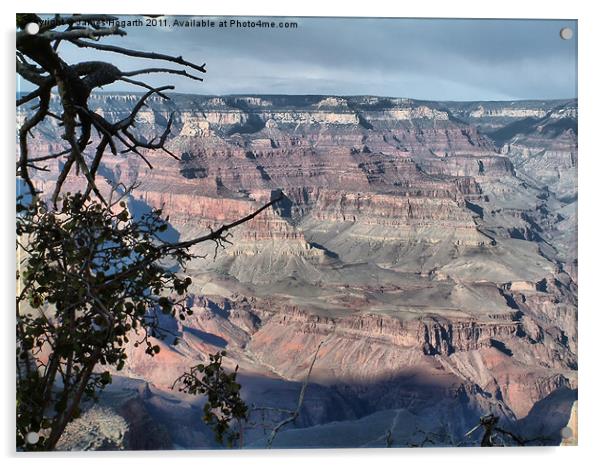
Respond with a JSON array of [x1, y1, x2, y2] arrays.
[[3, 1, 600, 465]]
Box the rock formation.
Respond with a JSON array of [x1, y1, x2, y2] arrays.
[[21, 93, 577, 448]]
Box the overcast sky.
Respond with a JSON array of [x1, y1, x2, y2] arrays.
[[23, 16, 577, 101]]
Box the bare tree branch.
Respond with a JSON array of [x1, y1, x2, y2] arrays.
[[99, 193, 284, 289], [69, 38, 207, 74], [464, 413, 551, 447], [18, 88, 50, 196], [36, 26, 126, 42], [265, 340, 323, 448], [119, 77, 171, 97], [16, 14, 205, 202], [166, 193, 284, 251], [122, 67, 204, 82]]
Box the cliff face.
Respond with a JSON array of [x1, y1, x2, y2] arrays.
[[25, 93, 577, 447]]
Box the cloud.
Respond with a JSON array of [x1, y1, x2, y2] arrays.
[[24, 16, 577, 100]]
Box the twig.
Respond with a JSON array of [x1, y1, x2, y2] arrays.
[[99, 194, 284, 288], [122, 67, 204, 82], [265, 340, 323, 448], [16, 15, 206, 203], [69, 39, 207, 74], [37, 26, 126, 42], [165, 193, 284, 251]]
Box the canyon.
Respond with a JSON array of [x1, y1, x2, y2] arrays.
[[25, 93, 577, 449]]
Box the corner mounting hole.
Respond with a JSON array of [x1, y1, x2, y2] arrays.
[[25, 22, 40, 35], [26, 431, 40, 444], [560, 27, 573, 40], [560, 426, 573, 438]]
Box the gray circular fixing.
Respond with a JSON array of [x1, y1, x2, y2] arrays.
[[560, 27, 573, 40], [24, 22, 40, 35], [560, 426, 573, 439], [25, 431, 40, 444]]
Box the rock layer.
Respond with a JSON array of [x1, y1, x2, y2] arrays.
[[23, 93, 578, 448]]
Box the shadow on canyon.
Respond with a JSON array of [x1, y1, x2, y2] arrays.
[[90, 369, 575, 450]]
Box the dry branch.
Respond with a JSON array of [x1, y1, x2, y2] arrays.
[[69, 38, 207, 74], [263, 340, 323, 448], [16, 14, 206, 203], [167, 193, 284, 251]]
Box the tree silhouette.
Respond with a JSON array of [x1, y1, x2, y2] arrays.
[[16, 14, 281, 450]]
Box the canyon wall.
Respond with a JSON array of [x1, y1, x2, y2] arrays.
[[24, 93, 578, 448]]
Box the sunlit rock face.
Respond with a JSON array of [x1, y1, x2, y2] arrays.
[[23, 94, 577, 448]]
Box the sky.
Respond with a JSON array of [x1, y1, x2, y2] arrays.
[[21, 16, 578, 101]]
